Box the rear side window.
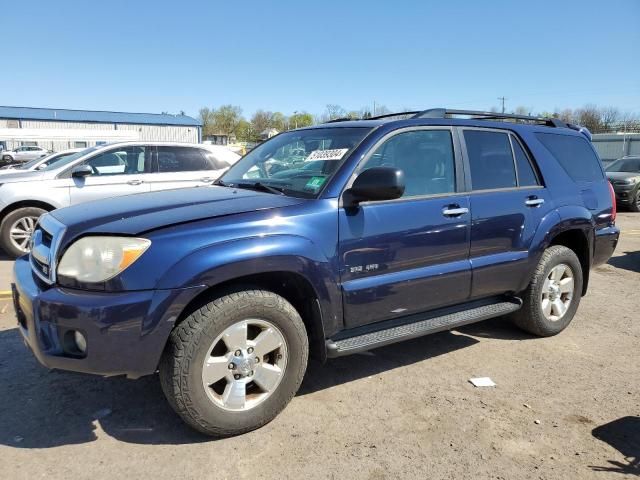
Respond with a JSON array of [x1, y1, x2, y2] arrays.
[[536, 133, 603, 182], [511, 136, 540, 186], [464, 130, 516, 190], [157, 147, 208, 172]]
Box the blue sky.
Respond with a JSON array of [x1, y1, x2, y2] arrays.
[[2, 0, 639, 119]]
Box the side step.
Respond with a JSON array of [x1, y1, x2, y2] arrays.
[[326, 299, 521, 357]]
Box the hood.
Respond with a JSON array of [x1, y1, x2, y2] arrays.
[[0, 170, 45, 183], [606, 171, 640, 181], [50, 185, 306, 238]]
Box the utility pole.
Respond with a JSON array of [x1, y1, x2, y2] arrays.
[[497, 96, 507, 114], [373, 101, 377, 116]]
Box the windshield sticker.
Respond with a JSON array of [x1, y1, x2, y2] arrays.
[[305, 148, 349, 162], [305, 176, 326, 189]]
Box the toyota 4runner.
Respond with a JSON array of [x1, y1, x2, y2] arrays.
[[12, 108, 620, 437]]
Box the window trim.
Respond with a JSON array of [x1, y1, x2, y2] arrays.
[[339, 126, 464, 207], [509, 133, 543, 187], [458, 126, 543, 193]]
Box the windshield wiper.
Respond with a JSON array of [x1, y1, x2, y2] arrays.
[[235, 182, 286, 195]]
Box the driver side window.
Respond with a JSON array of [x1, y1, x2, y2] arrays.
[[361, 130, 456, 198], [84, 146, 151, 176]]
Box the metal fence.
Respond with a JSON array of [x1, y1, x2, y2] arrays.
[[592, 134, 640, 164]]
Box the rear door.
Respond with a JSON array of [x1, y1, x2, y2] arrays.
[[69, 145, 151, 205], [148, 146, 217, 191], [339, 127, 471, 328], [461, 128, 552, 299]]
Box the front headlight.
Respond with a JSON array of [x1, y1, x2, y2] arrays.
[[57, 236, 151, 283]]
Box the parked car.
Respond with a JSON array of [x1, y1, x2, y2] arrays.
[[1, 145, 49, 164], [606, 155, 640, 212], [0, 148, 85, 173], [0, 142, 240, 257], [13, 109, 619, 437]]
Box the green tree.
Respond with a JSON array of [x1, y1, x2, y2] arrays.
[[199, 107, 216, 137], [212, 105, 242, 136], [289, 112, 314, 128]]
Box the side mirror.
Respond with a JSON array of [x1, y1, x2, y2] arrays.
[[71, 165, 93, 178], [344, 167, 405, 207], [37, 163, 48, 170]]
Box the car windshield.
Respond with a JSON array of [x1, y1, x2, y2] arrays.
[[19, 151, 75, 170], [606, 158, 640, 173], [41, 146, 100, 171], [218, 127, 372, 198]]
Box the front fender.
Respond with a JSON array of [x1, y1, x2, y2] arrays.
[[156, 234, 343, 334]]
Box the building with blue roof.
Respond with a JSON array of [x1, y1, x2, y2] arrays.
[[0, 106, 202, 152]]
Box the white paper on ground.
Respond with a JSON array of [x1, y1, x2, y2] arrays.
[[469, 377, 496, 387]]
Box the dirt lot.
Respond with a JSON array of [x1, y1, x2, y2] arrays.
[[0, 213, 638, 479]]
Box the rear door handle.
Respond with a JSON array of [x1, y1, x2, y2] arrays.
[[525, 197, 544, 207], [442, 205, 469, 217], [127, 179, 144, 186]]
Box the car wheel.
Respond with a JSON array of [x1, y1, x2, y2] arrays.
[[511, 245, 583, 337], [159, 289, 308, 437], [0, 207, 47, 258], [2, 155, 13, 163], [630, 188, 640, 213]]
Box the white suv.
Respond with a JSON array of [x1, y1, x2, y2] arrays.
[[2, 145, 49, 163], [0, 141, 240, 257]]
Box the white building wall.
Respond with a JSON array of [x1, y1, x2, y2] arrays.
[[0, 120, 200, 151]]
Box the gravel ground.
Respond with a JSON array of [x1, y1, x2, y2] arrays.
[[0, 213, 638, 480]]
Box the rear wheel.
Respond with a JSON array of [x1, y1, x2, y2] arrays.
[[0, 207, 46, 258], [159, 290, 308, 437], [511, 245, 583, 337]]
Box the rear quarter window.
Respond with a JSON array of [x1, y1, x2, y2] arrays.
[[536, 133, 603, 182]]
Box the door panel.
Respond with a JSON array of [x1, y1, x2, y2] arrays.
[[340, 197, 472, 327], [148, 146, 216, 191], [468, 188, 551, 299], [338, 128, 471, 329], [69, 145, 151, 205]]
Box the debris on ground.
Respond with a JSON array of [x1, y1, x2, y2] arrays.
[[469, 377, 496, 387]]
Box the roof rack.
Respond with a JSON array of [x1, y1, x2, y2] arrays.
[[412, 108, 567, 127]]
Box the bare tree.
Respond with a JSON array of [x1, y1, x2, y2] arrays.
[[575, 105, 603, 133], [600, 107, 620, 132]]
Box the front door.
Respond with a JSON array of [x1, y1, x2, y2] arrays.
[[339, 128, 471, 328], [69, 145, 151, 205], [460, 128, 553, 299]]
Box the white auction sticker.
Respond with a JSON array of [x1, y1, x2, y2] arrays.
[[305, 148, 349, 161]]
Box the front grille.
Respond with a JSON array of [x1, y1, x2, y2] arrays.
[[28, 214, 66, 285]]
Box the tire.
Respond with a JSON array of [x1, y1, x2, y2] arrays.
[[0, 207, 47, 258], [159, 289, 309, 437], [511, 245, 583, 337], [2, 155, 14, 163], [629, 188, 640, 213]]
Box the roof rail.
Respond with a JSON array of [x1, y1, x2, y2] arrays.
[[325, 117, 354, 123], [368, 111, 421, 120], [412, 108, 567, 127]]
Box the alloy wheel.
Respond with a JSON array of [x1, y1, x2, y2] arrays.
[[201, 318, 288, 411], [540, 263, 574, 321], [9, 216, 38, 253]]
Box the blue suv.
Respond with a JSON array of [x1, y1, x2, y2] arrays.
[[12, 108, 619, 436]]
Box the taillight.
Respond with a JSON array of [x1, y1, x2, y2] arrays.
[[608, 181, 617, 223]]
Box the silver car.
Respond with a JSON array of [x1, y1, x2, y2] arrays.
[[0, 148, 85, 174], [1, 145, 49, 163], [0, 141, 240, 257]]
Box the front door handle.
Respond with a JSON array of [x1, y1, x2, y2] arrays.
[[200, 177, 215, 183], [127, 179, 144, 186], [525, 196, 544, 207], [442, 205, 469, 217]]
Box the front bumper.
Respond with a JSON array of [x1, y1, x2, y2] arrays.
[[12, 256, 205, 378], [611, 184, 638, 204]]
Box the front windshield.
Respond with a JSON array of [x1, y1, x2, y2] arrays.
[[607, 158, 640, 173], [20, 150, 77, 170], [42, 146, 100, 171], [219, 127, 372, 198]]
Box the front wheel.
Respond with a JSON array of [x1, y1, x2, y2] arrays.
[[629, 188, 640, 213], [511, 245, 583, 337], [159, 290, 308, 437], [0, 207, 47, 258]]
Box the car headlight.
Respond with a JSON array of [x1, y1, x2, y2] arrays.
[[57, 236, 151, 283]]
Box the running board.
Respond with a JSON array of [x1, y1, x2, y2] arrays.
[[326, 299, 521, 357]]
